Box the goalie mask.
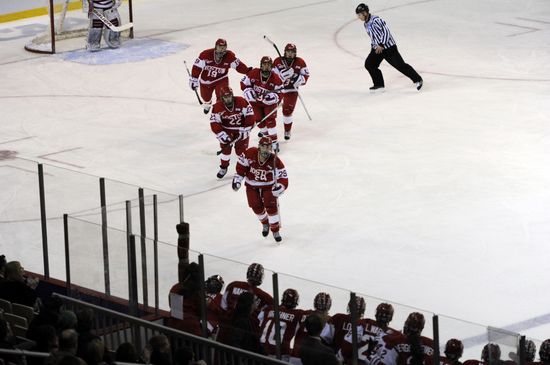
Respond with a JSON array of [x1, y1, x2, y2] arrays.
[[219, 86, 234, 107], [214, 38, 227, 62], [444, 339, 464, 361], [375, 302, 394, 326], [282, 288, 299, 309], [260, 56, 273, 76], [403, 312, 425, 336], [246, 263, 264, 286], [314, 292, 332, 312], [481, 343, 501, 362], [284, 43, 297, 61]]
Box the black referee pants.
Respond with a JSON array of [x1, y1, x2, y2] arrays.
[[364, 45, 422, 87]]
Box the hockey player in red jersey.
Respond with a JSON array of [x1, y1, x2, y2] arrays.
[[339, 302, 399, 364], [220, 262, 273, 320], [370, 312, 435, 365], [440, 338, 464, 365], [210, 85, 255, 179], [232, 136, 288, 242], [204, 274, 225, 338], [240, 56, 284, 152], [290, 292, 333, 365], [273, 43, 309, 141], [258, 288, 303, 360], [323, 296, 367, 360], [189, 39, 250, 114]]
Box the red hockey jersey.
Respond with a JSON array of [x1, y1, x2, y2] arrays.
[[191, 49, 248, 85], [236, 147, 288, 189]]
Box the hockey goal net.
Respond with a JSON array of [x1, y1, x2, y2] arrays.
[[24, 0, 133, 54]]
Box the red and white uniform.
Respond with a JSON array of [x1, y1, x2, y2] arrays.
[[210, 96, 255, 169], [205, 292, 224, 337], [323, 313, 367, 359], [258, 305, 303, 357], [273, 57, 309, 134], [240, 69, 283, 142], [220, 280, 273, 319], [370, 332, 435, 365], [235, 147, 288, 233], [192, 49, 249, 104], [339, 318, 398, 364]]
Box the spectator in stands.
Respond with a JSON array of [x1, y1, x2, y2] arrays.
[[0, 261, 38, 308], [441, 339, 464, 365], [75, 308, 96, 359], [148, 335, 172, 365], [0, 318, 23, 365], [57, 311, 78, 332], [299, 313, 339, 365], [57, 356, 86, 365], [217, 291, 263, 356], [28, 325, 58, 365], [80, 337, 106, 365], [220, 263, 273, 319], [174, 346, 207, 365], [45, 329, 79, 365], [115, 342, 140, 363], [0, 255, 6, 282], [27, 296, 64, 343]]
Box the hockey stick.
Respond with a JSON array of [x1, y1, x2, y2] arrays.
[[183, 60, 204, 106], [92, 9, 133, 32], [263, 35, 312, 121], [216, 103, 281, 155]]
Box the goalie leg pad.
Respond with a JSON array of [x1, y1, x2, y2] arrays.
[[103, 7, 121, 48], [86, 27, 103, 51]]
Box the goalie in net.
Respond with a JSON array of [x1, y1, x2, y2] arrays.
[[24, 0, 133, 54]]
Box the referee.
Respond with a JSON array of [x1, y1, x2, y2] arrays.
[[356, 3, 423, 91]]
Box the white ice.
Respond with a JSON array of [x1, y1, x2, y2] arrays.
[[1, 0, 550, 357]]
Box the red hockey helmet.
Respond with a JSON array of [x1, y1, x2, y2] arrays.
[[314, 292, 332, 312], [347, 296, 366, 317], [375, 302, 394, 326], [284, 43, 297, 58], [215, 38, 227, 48], [219, 85, 233, 104], [246, 263, 264, 286], [282, 288, 300, 309], [403, 312, 425, 336], [481, 343, 501, 362], [214, 38, 227, 61], [540, 339, 550, 362], [444, 339, 464, 360], [259, 136, 273, 147], [260, 56, 273, 72]]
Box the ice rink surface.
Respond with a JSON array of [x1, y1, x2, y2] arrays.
[[1, 0, 550, 349]]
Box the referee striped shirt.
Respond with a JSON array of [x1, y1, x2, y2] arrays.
[[363, 15, 396, 49]]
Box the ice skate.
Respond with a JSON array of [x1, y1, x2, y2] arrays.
[[216, 167, 227, 179], [415, 79, 423, 91], [369, 85, 384, 92], [203, 104, 212, 114], [262, 223, 269, 237], [273, 231, 282, 242], [284, 131, 291, 141]]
